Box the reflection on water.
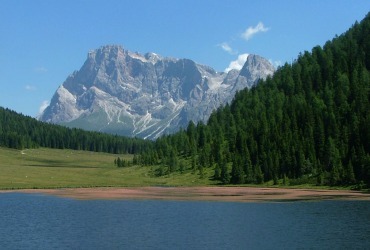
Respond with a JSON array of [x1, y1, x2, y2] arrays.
[[1, 193, 370, 249]]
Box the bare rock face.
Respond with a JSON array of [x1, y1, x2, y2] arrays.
[[39, 45, 274, 139]]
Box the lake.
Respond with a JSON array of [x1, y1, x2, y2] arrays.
[[1, 193, 370, 249]]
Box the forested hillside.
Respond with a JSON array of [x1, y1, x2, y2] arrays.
[[0, 107, 153, 154], [141, 13, 370, 186]]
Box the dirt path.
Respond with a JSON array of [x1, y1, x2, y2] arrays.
[[2, 186, 370, 202]]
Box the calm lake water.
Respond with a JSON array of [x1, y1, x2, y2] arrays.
[[1, 193, 369, 249]]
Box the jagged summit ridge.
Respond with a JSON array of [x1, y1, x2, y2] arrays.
[[39, 45, 274, 139]]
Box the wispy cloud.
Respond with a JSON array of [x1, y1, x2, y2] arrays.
[[225, 53, 249, 73], [218, 42, 237, 55], [220, 22, 270, 71], [269, 59, 282, 68], [25, 85, 36, 91], [34, 66, 48, 73], [241, 22, 270, 41], [38, 100, 50, 116]]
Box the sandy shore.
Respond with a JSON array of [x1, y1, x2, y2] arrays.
[[1, 186, 370, 202]]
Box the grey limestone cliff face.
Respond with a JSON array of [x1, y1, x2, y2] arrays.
[[39, 45, 274, 139]]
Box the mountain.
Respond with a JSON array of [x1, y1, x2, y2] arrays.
[[39, 45, 274, 139]]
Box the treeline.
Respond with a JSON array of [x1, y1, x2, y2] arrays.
[[114, 155, 140, 167], [0, 107, 153, 154], [140, 13, 370, 186]]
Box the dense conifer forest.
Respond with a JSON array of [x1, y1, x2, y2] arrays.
[[0, 107, 153, 154], [139, 13, 370, 187], [1, 14, 369, 188]]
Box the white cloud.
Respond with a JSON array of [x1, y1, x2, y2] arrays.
[[269, 59, 282, 68], [225, 53, 249, 73], [241, 22, 270, 41], [38, 100, 50, 116], [25, 85, 36, 91], [34, 66, 48, 73], [219, 42, 235, 54]]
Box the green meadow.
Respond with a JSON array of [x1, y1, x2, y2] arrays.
[[0, 147, 354, 190], [0, 147, 215, 189]]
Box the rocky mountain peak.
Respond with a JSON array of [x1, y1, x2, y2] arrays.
[[239, 54, 275, 83], [39, 46, 275, 139]]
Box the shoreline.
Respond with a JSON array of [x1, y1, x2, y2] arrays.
[[1, 186, 370, 202]]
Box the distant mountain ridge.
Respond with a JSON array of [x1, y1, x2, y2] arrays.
[[39, 45, 274, 139]]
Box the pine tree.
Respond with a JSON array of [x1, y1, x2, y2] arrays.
[[254, 164, 264, 184], [117, 157, 121, 167], [231, 156, 245, 184], [220, 161, 230, 184], [214, 163, 221, 180], [344, 160, 356, 184]]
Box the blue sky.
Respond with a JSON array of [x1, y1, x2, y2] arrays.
[[0, 0, 369, 117]]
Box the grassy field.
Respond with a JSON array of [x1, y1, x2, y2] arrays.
[[0, 147, 216, 189], [1, 147, 355, 190]]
